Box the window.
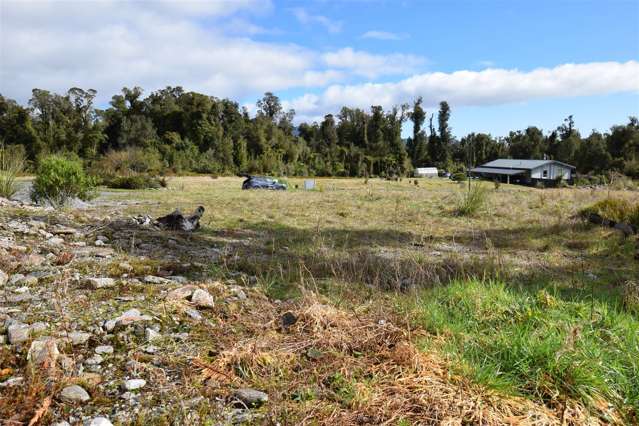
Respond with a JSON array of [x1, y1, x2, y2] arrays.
[[543, 169, 548, 178]]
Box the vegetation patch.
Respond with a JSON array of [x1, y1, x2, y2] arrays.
[[580, 198, 639, 227], [408, 279, 638, 422], [31, 155, 96, 207]]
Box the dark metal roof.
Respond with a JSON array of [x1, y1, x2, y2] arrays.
[[470, 167, 526, 175], [481, 159, 575, 170]]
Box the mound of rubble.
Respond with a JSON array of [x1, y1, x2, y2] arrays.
[[0, 199, 612, 425]]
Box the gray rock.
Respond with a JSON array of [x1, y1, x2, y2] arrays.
[[60, 385, 90, 403], [52, 421, 71, 426], [166, 285, 197, 301], [8, 274, 25, 286], [8, 323, 30, 344], [67, 331, 91, 345], [85, 354, 103, 365], [229, 286, 247, 300], [191, 288, 215, 308], [0, 376, 24, 387], [95, 345, 113, 354], [27, 337, 59, 367], [144, 275, 171, 285], [145, 328, 161, 342], [184, 308, 203, 321], [233, 388, 268, 407], [84, 277, 115, 289], [114, 308, 152, 328], [47, 237, 65, 246], [0, 269, 7, 286], [122, 378, 146, 391], [85, 417, 113, 426]]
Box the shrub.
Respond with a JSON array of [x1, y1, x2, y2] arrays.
[[455, 182, 490, 216], [0, 143, 26, 199], [580, 198, 639, 227], [31, 155, 96, 207], [103, 174, 164, 190], [93, 147, 163, 177], [451, 172, 467, 182]]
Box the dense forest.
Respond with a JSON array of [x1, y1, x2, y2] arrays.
[[0, 87, 638, 178]]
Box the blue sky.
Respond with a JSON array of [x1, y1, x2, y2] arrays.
[[1, 0, 638, 137]]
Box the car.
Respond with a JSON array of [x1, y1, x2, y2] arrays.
[[241, 175, 287, 190]]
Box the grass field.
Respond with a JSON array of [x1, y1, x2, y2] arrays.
[[101, 176, 638, 422]]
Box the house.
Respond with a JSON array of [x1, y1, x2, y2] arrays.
[[470, 159, 575, 185], [414, 167, 438, 178]]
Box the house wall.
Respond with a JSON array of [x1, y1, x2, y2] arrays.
[[530, 164, 572, 180]]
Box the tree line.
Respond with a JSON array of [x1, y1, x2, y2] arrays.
[[0, 87, 637, 178]]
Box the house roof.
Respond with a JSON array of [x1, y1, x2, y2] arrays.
[[481, 159, 576, 170], [470, 167, 526, 175]]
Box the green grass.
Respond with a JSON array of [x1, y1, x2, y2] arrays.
[[407, 279, 639, 418]]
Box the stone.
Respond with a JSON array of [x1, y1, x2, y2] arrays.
[[0, 376, 24, 387], [52, 422, 71, 426], [47, 237, 65, 246], [96, 235, 109, 242], [114, 308, 152, 328], [8, 274, 25, 286], [166, 285, 197, 301], [85, 354, 104, 365], [8, 323, 30, 344], [84, 277, 115, 289], [281, 312, 297, 328], [95, 345, 113, 354], [122, 378, 146, 391], [60, 385, 90, 403], [27, 337, 59, 368], [191, 288, 215, 308], [144, 275, 171, 285], [18, 275, 39, 286], [229, 286, 247, 300], [145, 328, 161, 342], [232, 388, 268, 407], [0, 269, 7, 286], [94, 240, 105, 247], [184, 308, 202, 320], [118, 262, 133, 272], [68, 331, 91, 345], [85, 417, 113, 426]]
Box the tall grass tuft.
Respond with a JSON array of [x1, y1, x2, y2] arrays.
[[0, 143, 26, 199], [455, 182, 490, 216]]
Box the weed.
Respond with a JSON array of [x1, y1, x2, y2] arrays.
[[0, 142, 26, 198], [455, 182, 490, 216]]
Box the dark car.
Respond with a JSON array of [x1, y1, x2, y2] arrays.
[[241, 175, 287, 190]]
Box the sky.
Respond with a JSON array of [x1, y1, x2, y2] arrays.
[[1, 0, 638, 138]]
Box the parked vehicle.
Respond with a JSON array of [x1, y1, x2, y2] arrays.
[[241, 175, 287, 190]]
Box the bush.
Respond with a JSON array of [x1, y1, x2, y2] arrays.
[[93, 147, 163, 177], [103, 174, 165, 190], [31, 155, 96, 207], [0, 143, 26, 199], [580, 198, 639, 227], [455, 182, 490, 216], [451, 172, 467, 182]]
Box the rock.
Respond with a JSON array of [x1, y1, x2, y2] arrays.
[[232, 388, 268, 407], [85, 354, 103, 365], [113, 308, 152, 328], [144, 275, 171, 285], [84, 277, 115, 289], [184, 308, 202, 321], [52, 225, 76, 235], [166, 285, 197, 301], [0, 376, 24, 387], [60, 385, 90, 403], [122, 378, 146, 391], [67, 331, 91, 345], [118, 262, 133, 272], [145, 328, 161, 342], [95, 345, 113, 354], [96, 235, 109, 242], [94, 240, 105, 246], [47, 237, 65, 246], [52, 421, 71, 426], [281, 312, 297, 328], [85, 417, 113, 426], [229, 286, 247, 300], [8, 323, 30, 344], [0, 269, 7, 286], [191, 288, 215, 308], [8, 274, 25, 286], [18, 275, 39, 286], [27, 337, 59, 368]]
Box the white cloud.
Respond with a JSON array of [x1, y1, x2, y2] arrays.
[[285, 61, 639, 121], [322, 48, 425, 78], [291, 8, 342, 33], [0, 0, 338, 104], [361, 30, 408, 41]]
